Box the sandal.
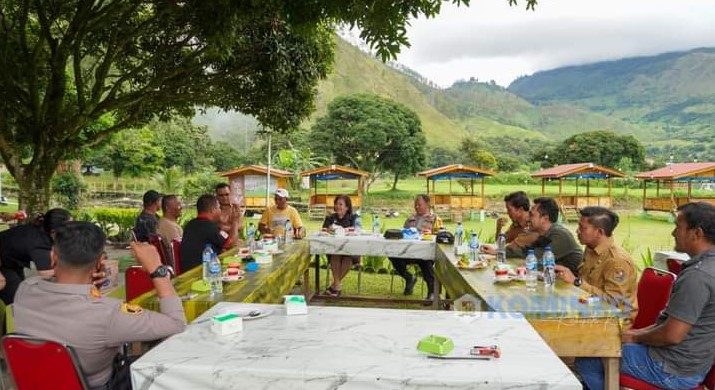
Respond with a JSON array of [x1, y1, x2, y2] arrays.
[[325, 286, 341, 297]]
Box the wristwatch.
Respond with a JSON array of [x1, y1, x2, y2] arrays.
[[149, 265, 170, 279], [574, 277, 583, 287]]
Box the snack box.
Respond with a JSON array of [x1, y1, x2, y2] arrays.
[[284, 295, 308, 316], [211, 313, 243, 335]]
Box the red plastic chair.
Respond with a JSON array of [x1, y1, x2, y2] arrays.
[[171, 238, 183, 275], [631, 267, 677, 330], [666, 258, 683, 276], [2, 334, 90, 390], [620, 360, 715, 390], [125, 266, 154, 302], [149, 234, 170, 267]]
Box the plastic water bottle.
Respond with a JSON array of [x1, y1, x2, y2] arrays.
[[201, 244, 213, 281], [372, 214, 381, 235], [543, 246, 556, 289], [247, 223, 256, 251], [525, 249, 538, 291], [469, 232, 479, 263], [455, 222, 464, 247], [496, 233, 507, 264], [285, 221, 294, 244], [208, 253, 223, 296]]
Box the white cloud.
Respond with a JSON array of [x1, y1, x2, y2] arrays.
[[393, 0, 715, 87]]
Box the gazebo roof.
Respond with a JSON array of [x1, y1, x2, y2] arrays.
[[417, 164, 494, 181], [300, 165, 368, 180], [218, 165, 293, 178], [531, 163, 625, 179], [634, 162, 715, 181]]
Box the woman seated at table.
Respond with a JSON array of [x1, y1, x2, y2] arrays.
[[322, 195, 361, 296]]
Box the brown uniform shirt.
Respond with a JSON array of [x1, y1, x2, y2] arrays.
[[157, 217, 182, 246], [404, 212, 443, 232], [578, 237, 639, 322], [14, 277, 186, 388]]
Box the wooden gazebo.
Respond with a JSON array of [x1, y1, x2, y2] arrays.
[[417, 164, 494, 221], [531, 163, 625, 214], [635, 162, 715, 212], [218, 165, 293, 213], [300, 165, 368, 220]]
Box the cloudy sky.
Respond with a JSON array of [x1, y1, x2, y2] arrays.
[[362, 0, 715, 88]]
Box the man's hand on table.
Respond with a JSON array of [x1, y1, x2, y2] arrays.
[[554, 265, 576, 283], [481, 244, 496, 255]]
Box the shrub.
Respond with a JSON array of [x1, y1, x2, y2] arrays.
[[52, 173, 87, 209], [92, 207, 137, 242]]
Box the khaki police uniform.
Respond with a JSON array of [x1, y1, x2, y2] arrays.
[[13, 277, 186, 388], [404, 212, 443, 232], [578, 237, 639, 322]]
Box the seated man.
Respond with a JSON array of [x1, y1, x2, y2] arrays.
[[389, 194, 442, 301], [181, 194, 241, 272], [577, 202, 715, 390], [157, 194, 183, 267], [134, 189, 162, 242], [258, 188, 303, 239], [554, 206, 638, 322], [496, 191, 539, 251], [521, 197, 583, 274], [14, 222, 186, 390]]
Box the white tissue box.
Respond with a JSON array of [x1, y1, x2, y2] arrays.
[[454, 244, 468, 256], [284, 295, 308, 316], [211, 313, 243, 335]]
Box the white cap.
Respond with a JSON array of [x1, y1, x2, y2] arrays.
[[275, 188, 290, 198]]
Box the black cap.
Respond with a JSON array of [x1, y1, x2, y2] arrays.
[[143, 190, 163, 206]]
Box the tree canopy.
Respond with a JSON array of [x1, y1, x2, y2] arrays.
[[0, 0, 536, 212], [310, 94, 426, 192], [543, 130, 646, 169]]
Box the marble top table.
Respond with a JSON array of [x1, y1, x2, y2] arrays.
[[308, 233, 437, 260], [434, 245, 625, 390], [131, 303, 581, 390]]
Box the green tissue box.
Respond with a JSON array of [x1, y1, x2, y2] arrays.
[[417, 335, 454, 355]]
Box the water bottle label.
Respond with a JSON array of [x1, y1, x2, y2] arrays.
[[209, 262, 221, 273]]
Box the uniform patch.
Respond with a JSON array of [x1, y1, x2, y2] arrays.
[[121, 303, 144, 315], [613, 269, 626, 283]]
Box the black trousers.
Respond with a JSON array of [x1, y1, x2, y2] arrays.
[[389, 258, 434, 294]]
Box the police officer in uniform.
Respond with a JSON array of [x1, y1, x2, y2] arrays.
[[555, 206, 638, 322], [14, 222, 186, 390]]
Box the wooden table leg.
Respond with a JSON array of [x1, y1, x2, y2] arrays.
[[432, 277, 442, 309], [313, 255, 320, 299], [603, 356, 619, 390], [303, 267, 311, 301]]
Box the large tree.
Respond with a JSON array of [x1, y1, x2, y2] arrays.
[[545, 130, 646, 169], [310, 94, 426, 192], [0, 0, 536, 212]]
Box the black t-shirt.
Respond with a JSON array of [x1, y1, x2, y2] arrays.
[[322, 213, 359, 229], [0, 224, 53, 271], [134, 211, 159, 242], [180, 217, 227, 272]]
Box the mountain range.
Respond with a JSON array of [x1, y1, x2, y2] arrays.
[[196, 38, 715, 162]]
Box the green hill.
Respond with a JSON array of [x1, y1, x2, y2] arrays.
[[508, 47, 715, 160]]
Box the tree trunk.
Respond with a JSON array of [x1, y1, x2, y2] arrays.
[[15, 162, 57, 214], [392, 172, 399, 191]]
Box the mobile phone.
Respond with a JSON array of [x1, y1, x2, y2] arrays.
[[129, 230, 138, 242]]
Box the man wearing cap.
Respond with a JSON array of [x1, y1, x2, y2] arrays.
[[215, 183, 243, 234], [259, 188, 303, 239], [134, 189, 162, 242], [14, 222, 186, 390]]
